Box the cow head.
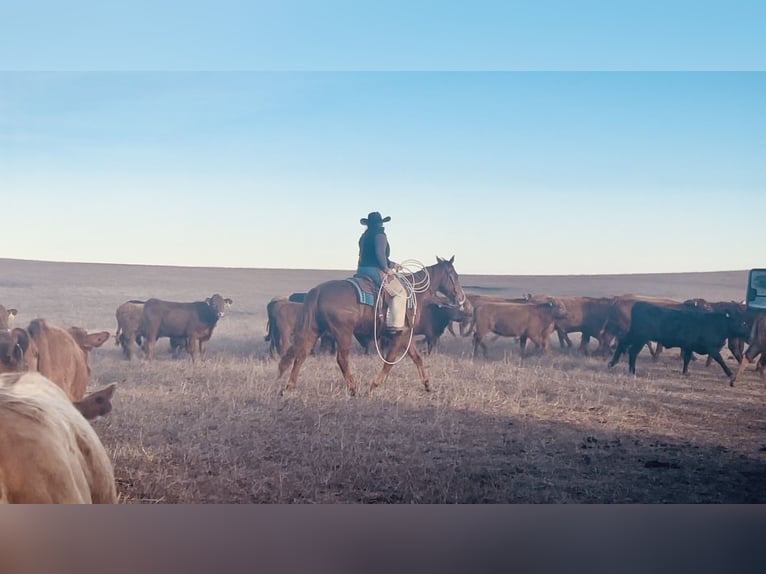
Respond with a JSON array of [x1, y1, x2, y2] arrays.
[[723, 310, 752, 340], [0, 305, 17, 331], [67, 327, 111, 353], [545, 298, 568, 320], [206, 294, 234, 318], [0, 328, 35, 373], [437, 303, 471, 324], [73, 383, 117, 421]]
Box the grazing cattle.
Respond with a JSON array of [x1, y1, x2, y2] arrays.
[[552, 296, 615, 355], [0, 371, 117, 503], [141, 294, 233, 361], [415, 295, 471, 354], [472, 299, 568, 359], [608, 302, 751, 381], [730, 315, 766, 386], [0, 305, 18, 331]]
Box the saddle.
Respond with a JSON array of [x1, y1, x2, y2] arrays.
[[347, 275, 415, 330]]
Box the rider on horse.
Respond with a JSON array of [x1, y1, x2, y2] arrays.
[[356, 211, 407, 334]]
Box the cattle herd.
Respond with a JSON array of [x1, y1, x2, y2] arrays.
[[1, 277, 766, 504]]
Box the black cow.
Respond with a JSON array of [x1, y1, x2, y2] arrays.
[[415, 297, 470, 354], [141, 294, 233, 361], [608, 301, 751, 381]]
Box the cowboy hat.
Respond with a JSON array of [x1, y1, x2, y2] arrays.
[[360, 211, 391, 226]]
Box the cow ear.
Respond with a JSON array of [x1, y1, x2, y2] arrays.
[[436, 256, 443, 263], [205, 297, 212, 305], [86, 331, 111, 349], [449, 255, 455, 264]]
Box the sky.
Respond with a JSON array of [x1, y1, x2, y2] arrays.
[[1, 2, 764, 276]]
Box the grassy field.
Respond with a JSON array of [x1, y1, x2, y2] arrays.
[[1, 258, 764, 503]]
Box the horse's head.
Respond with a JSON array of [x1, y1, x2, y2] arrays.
[[430, 255, 467, 309]]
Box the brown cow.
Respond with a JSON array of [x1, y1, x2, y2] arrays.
[[472, 298, 568, 359], [459, 293, 536, 337], [731, 315, 766, 386], [265, 297, 299, 357], [141, 294, 233, 361], [0, 325, 116, 419], [0, 371, 117, 503], [115, 300, 189, 359], [553, 296, 615, 355], [0, 305, 18, 331], [115, 300, 146, 359]]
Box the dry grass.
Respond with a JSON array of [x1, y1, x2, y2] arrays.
[[1, 258, 764, 503]]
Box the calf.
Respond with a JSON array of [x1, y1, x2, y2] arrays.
[[141, 294, 233, 361], [415, 295, 471, 354], [553, 296, 615, 355], [472, 299, 568, 359], [0, 371, 117, 503], [608, 302, 751, 381]]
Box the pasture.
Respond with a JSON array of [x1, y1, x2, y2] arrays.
[[1, 258, 764, 503]]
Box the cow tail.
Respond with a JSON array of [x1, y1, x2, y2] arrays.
[[114, 325, 122, 346], [264, 317, 272, 342]]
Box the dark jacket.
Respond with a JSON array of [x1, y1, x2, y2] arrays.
[[357, 226, 391, 272]]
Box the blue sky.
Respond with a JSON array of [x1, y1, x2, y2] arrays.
[[1, 3, 764, 275]]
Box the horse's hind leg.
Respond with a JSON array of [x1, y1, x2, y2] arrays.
[[278, 333, 319, 392], [334, 333, 357, 396]]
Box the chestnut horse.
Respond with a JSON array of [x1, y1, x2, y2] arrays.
[[278, 256, 466, 395]]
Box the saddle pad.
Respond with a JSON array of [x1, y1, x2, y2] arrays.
[[346, 276, 415, 308], [345, 277, 376, 306]]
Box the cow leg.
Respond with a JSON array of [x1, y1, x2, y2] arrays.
[[555, 327, 569, 349], [608, 339, 629, 368], [627, 345, 641, 375], [707, 349, 733, 380], [681, 348, 693, 375], [730, 338, 744, 363], [578, 333, 591, 356], [650, 342, 663, 361], [199, 338, 208, 359], [426, 336, 435, 355], [187, 336, 199, 362], [143, 336, 157, 361], [472, 332, 487, 359], [519, 335, 527, 359], [730, 344, 760, 386]]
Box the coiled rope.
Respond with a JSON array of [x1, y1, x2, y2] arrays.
[[373, 259, 430, 365]]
